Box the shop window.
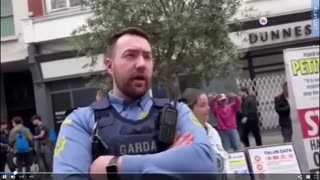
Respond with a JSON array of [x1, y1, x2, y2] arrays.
[[178, 74, 203, 94], [52, 92, 72, 112], [48, 80, 69, 92], [72, 88, 97, 107], [49, 78, 88, 92], [52, 92, 72, 132], [70, 78, 87, 89], [151, 83, 168, 98]]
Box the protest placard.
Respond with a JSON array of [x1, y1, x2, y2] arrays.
[[225, 151, 251, 180], [247, 144, 302, 180], [226, 152, 250, 174], [284, 46, 320, 172]]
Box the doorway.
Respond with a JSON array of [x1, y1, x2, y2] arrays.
[[3, 71, 36, 132]]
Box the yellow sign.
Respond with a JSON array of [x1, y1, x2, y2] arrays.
[[62, 118, 72, 126], [140, 112, 148, 119], [229, 159, 246, 165], [54, 136, 66, 156], [291, 57, 319, 76], [190, 113, 202, 126]]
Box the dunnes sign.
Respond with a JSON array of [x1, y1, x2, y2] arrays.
[[229, 20, 313, 49], [249, 24, 312, 44]]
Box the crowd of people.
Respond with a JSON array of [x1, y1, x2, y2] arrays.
[[0, 115, 55, 174], [178, 87, 261, 173], [178, 82, 292, 174]]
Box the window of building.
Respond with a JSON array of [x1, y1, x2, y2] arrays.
[[1, 0, 15, 37], [151, 82, 168, 98], [49, 78, 98, 133], [52, 92, 72, 113], [72, 88, 97, 107], [51, 0, 67, 9], [49, 78, 97, 121], [47, 0, 82, 12], [51, 92, 72, 133], [69, 0, 82, 7]]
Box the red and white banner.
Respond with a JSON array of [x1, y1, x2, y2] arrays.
[[284, 46, 320, 171]]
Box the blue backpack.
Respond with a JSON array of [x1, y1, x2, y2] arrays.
[[15, 129, 30, 153], [48, 128, 57, 143]]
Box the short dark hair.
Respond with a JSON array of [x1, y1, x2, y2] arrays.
[[12, 116, 23, 124], [105, 27, 150, 58], [240, 87, 249, 94], [31, 115, 42, 122]]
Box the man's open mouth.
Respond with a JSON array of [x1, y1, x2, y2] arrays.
[[132, 75, 146, 81]]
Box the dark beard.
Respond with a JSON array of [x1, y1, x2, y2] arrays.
[[114, 76, 151, 100]]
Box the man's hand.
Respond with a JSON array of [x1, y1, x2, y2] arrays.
[[171, 131, 193, 148], [242, 117, 248, 124], [90, 155, 114, 179], [90, 132, 193, 178]]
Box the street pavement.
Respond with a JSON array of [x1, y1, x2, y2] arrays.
[[244, 127, 284, 148]]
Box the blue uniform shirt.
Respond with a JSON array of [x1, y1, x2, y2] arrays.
[[53, 92, 216, 179]]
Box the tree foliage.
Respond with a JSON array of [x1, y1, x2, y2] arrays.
[[72, 0, 242, 98]]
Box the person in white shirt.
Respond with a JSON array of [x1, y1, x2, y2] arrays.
[[181, 88, 229, 173]]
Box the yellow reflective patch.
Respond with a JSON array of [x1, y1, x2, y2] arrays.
[[140, 112, 148, 119], [54, 136, 66, 156], [62, 118, 72, 126], [190, 113, 202, 126]]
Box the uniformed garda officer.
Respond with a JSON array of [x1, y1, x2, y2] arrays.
[[53, 27, 217, 179]]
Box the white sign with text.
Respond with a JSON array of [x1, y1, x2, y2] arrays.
[[284, 46, 320, 172]]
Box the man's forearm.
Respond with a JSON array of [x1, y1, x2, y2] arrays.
[[232, 96, 241, 111], [9, 134, 14, 145], [278, 106, 290, 113], [119, 143, 215, 173], [275, 104, 290, 113], [34, 131, 45, 139], [34, 134, 43, 139]]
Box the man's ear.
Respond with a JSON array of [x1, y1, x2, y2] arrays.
[[105, 58, 113, 75]]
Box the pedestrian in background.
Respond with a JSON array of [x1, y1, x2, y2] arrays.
[[209, 93, 241, 151], [0, 120, 10, 172], [274, 82, 292, 143], [31, 115, 53, 172], [236, 110, 244, 144], [9, 116, 33, 173], [239, 87, 262, 147]]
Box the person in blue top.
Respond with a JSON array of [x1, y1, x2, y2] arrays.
[[53, 27, 216, 179]]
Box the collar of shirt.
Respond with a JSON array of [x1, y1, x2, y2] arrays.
[[205, 123, 215, 137], [108, 91, 151, 113]]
